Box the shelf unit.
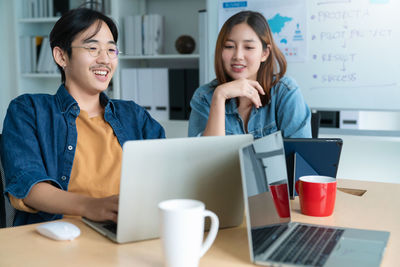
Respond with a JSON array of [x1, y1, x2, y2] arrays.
[[110, 0, 205, 99], [12, 0, 205, 100], [21, 73, 60, 78], [13, 0, 85, 96], [120, 54, 199, 60], [19, 17, 60, 23]]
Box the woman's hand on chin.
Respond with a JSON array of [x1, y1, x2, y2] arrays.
[[214, 78, 265, 108]]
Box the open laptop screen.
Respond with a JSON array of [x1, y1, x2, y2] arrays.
[[240, 132, 291, 257]]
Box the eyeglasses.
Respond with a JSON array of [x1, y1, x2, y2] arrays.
[[71, 44, 121, 59]]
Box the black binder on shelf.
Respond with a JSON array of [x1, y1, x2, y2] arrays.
[[184, 69, 199, 119], [283, 138, 343, 199], [53, 0, 69, 17], [169, 69, 199, 120], [169, 69, 186, 120]]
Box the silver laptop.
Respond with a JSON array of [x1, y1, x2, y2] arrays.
[[83, 134, 253, 243], [239, 131, 389, 267]]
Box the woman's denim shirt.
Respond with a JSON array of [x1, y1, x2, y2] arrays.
[[0, 85, 165, 226], [188, 76, 311, 139]]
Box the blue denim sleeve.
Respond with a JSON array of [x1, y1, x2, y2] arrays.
[[1, 98, 55, 199], [274, 79, 312, 138], [141, 109, 166, 139], [188, 89, 210, 137]]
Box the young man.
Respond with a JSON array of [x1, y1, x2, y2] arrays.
[[0, 8, 165, 226]]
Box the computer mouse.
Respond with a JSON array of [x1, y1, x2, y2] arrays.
[[36, 221, 81, 241]]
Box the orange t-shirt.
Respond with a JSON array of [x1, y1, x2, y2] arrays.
[[68, 110, 122, 197], [10, 110, 122, 212]]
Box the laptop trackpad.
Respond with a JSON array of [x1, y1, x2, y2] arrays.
[[325, 238, 385, 267]]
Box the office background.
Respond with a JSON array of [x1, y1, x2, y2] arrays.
[[0, 0, 399, 183], [217, 0, 400, 111]]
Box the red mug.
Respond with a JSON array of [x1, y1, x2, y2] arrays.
[[269, 181, 290, 218], [295, 175, 337, 217]]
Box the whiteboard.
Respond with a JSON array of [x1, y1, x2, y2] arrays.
[[214, 0, 400, 111]]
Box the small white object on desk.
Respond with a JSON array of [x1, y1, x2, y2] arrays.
[[36, 221, 81, 241]]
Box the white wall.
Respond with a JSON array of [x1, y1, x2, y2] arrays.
[[320, 134, 400, 184], [358, 111, 400, 131], [0, 0, 17, 131], [160, 121, 400, 184], [159, 120, 189, 139]]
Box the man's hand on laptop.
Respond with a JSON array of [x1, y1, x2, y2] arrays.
[[82, 194, 119, 223]]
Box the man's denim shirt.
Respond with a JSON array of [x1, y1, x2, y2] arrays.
[[1, 85, 165, 226], [188, 77, 311, 139]]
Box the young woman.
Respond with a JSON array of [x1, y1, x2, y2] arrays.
[[188, 11, 311, 139]]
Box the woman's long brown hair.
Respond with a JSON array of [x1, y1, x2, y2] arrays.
[[214, 11, 287, 105]]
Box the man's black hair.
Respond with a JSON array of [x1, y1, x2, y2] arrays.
[[49, 8, 118, 83]]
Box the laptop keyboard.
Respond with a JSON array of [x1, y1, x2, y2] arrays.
[[103, 222, 117, 234], [267, 224, 344, 267], [252, 225, 289, 255]]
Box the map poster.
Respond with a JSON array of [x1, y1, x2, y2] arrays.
[[218, 0, 307, 62]]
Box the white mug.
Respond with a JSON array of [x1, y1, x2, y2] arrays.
[[158, 199, 219, 267]]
